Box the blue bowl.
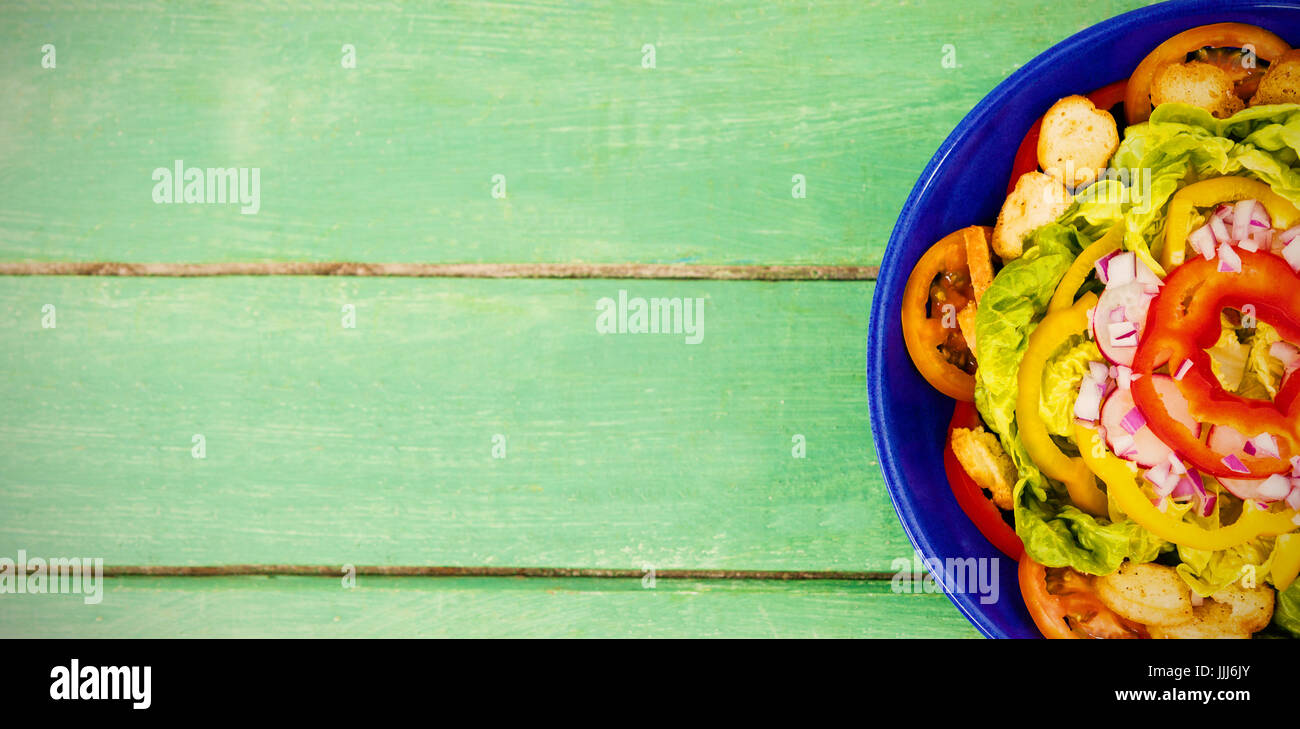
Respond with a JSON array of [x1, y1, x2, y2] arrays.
[[867, 0, 1300, 639]]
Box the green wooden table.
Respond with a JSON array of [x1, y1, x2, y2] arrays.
[[0, 0, 1159, 638]]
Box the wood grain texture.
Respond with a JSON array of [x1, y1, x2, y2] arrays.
[[0, 278, 924, 571], [0, 0, 1158, 265], [0, 576, 981, 638], [0, 261, 879, 279]]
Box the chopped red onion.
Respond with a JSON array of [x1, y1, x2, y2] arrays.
[[1169, 469, 1213, 516], [1167, 453, 1187, 476], [1111, 432, 1137, 459], [1172, 359, 1193, 381], [1094, 251, 1120, 285], [1222, 453, 1250, 474], [1074, 377, 1104, 421], [1198, 491, 1217, 517], [1120, 407, 1147, 435], [1287, 484, 1300, 511], [1280, 225, 1300, 245], [1284, 239, 1300, 273], [1107, 252, 1136, 286], [1232, 199, 1255, 242], [1217, 243, 1242, 273], [1188, 225, 1216, 261], [1249, 433, 1280, 459], [1135, 260, 1163, 287], [1145, 462, 1173, 494], [1116, 365, 1133, 390], [1259, 474, 1292, 501], [1088, 361, 1110, 382], [1209, 215, 1231, 247], [1249, 200, 1272, 229], [1108, 321, 1139, 347]]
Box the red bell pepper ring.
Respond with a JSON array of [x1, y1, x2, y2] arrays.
[[1131, 251, 1300, 480], [944, 402, 1024, 560]]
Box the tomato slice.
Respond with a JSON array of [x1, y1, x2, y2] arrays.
[[944, 402, 1023, 560], [1125, 23, 1292, 125], [900, 227, 990, 400], [1018, 555, 1148, 639], [1006, 80, 1128, 195]]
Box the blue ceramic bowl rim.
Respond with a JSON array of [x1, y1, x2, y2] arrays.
[[867, 0, 1300, 638]]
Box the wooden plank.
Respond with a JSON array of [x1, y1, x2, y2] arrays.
[[0, 576, 980, 638], [0, 277, 920, 571], [0, 0, 1157, 265]]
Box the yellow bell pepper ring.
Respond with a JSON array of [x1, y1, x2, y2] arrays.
[[1160, 176, 1300, 270], [1274, 534, 1300, 592], [1075, 421, 1300, 552], [1016, 292, 1109, 516], [1049, 224, 1122, 314]]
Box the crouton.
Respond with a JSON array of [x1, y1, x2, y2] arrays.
[[992, 171, 1069, 261], [1150, 61, 1244, 118], [1037, 95, 1119, 187], [1251, 49, 1300, 105], [1147, 580, 1274, 638], [1094, 561, 1194, 627], [956, 302, 978, 359], [961, 225, 995, 303], [1207, 582, 1275, 633], [950, 426, 1016, 510], [1148, 601, 1252, 639]]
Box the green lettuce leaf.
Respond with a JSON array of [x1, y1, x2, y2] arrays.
[[1244, 320, 1284, 400], [973, 223, 1079, 437], [1177, 533, 1276, 598], [1039, 338, 1103, 438], [1274, 580, 1300, 638], [1016, 491, 1169, 575]]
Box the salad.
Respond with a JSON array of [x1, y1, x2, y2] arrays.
[[900, 23, 1300, 639]]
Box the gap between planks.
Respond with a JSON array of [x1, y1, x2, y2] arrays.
[[69, 565, 906, 581], [0, 262, 879, 281]]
